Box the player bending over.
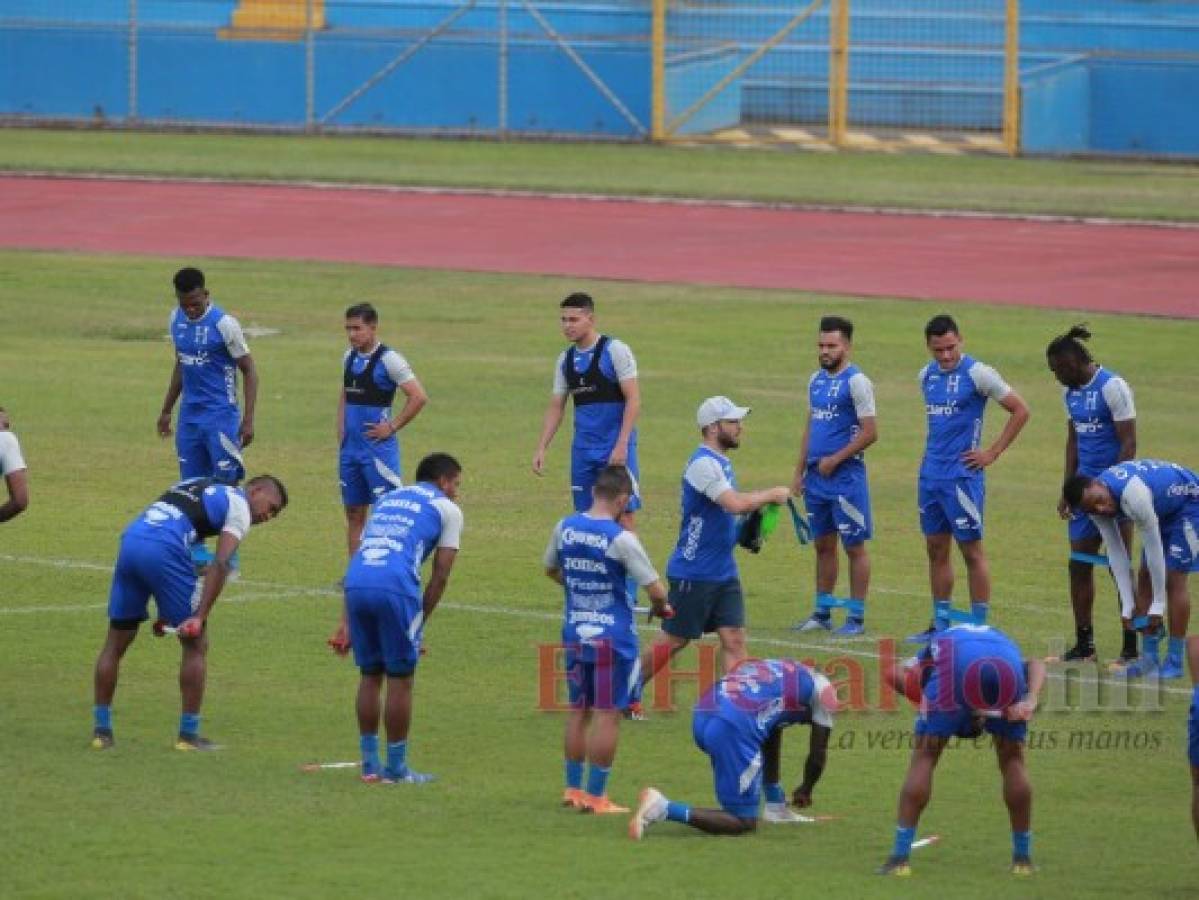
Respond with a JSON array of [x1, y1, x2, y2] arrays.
[[91, 475, 287, 750], [629, 657, 837, 838], [877, 625, 1046, 876], [329, 453, 463, 784], [545, 465, 671, 813]]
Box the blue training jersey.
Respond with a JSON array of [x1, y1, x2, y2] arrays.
[[344, 482, 463, 597], [1099, 459, 1199, 524], [124, 478, 249, 550], [919, 355, 1010, 480], [919, 625, 1027, 712], [552, 513, 639, 661], [170, 302, 245, 418], [1063, 367, 1134, 477], [342, 345, 413, 457], [806, 364, 875, 468], [666, 445, 739, 582], [557, 335, 636, 451], [696, 659, 831, 746]]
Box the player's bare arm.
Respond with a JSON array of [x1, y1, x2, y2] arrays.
[[365, 377, 427, 441], [609, 376, 640, 467], [533, 393, 568, 475], [818, 414, 877, 478], [237, 353, 258, 447], [158, 360, 183, 438], [963, 390, 1030, 470]]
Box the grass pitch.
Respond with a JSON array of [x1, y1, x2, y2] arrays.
[[1, 250, 1197, 897]]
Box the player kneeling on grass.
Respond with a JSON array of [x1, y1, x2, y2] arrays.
[[328, 452, 463, 784], [629, 657, 837, 838], [877, 624, 1046, 877], [91, 475, 288, 751], [544, 465, 672, 814]]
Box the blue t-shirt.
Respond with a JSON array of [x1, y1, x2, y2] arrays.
[[1099, 459, 1199, 524], [918, 625, 1027, 712], [696, 659, 831, 746], [666, 446, 739, 582], [341, 345, 414, 457], [555, 336, 637, 452], [344, 482, 463, 598], [806, 364, 874, 469], [170, 302, 246, 419], [1063, 367, 1134, 477], [124, 479, 249, 550], [919, 355, 1010, 481], [553, 514, 638, 661]]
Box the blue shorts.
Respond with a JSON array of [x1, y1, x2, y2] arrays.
[[692, 712, 761, 820], [176, 410, 244, 484], [566, 647, 641, 710], [1067, 510, 1101, 543], [107, 535, 199, 626], [915, 653, 1028, 743], [345, 587, 422, 677], [339, 444, 403, 507], [662, 578, 744, 639], [1188, 686, 1199, 768], [570, 444, 641, 514], [805, 464, 872, 547], [1162, 512, 1199, 573], [919, 476, 985, 541]]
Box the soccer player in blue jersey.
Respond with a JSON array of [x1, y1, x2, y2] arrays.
[[793, 316, 878, 636], [877, 625, 1047, 876], [914, 315, 1029, 638], [640, 397, 791, 689], [328, 453, 463, 784], [90, 475, 288, 750], [1188, 635, 1199, 840], [629, 657, 837, 838], [157, 268, 258, 567], [338, 303, 428, 557], [1064, 459, 1197, 679], [532, 293, 642, 524], [544, 465, 672, 814], [0, 406, 29, 523], [1047, 325, 1138, 664]]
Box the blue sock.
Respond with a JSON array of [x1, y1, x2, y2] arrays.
[[893, 825, 916, 859], [971, 600, 989, 625], [586, 764, 610, 797], [764, 782, 786, 804], [1192, 685, 1199, 707], [386, 740, 408, 773], [666, 801, 691, 823], [1143, 630, 1162, 665], [814, 592, 835, 619], [933, 598, 952, 630], [179, 712, 201, 737], [565, 759, 584, 790], [360, 734, 380, 772], [94, 705, 112, 732], [847, 598, 865, 624], [1012, 830, 1032, 858], [1167, 636, 1185, 663]]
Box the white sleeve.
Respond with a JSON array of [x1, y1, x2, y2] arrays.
[[607, 339, 638, 381], [1093, 515, 1136, 617], [381, 349, 416, 386], [432, 498, 463, 550], [1120, 477, 1167, 615], [215, 315, 250, 360], [809, 672, 835, 728], [848, 372, 877, 418], [970, 362, 1011, 401], [684, 456, 733, 502], [551, 350, 568, 396], [0, 432, 27, 476], [220, 491, 251, 541], [1102, 376, 1136, 422], [608, 531, 661, 586], [543, 520, 564, 569]]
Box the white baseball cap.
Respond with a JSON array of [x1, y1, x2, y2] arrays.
[[696, 396, 751, 428]]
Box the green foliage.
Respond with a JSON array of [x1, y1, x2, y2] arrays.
[[1, 251, 1196, 897]]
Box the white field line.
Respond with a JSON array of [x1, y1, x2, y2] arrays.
[[2, 553, 1189, 698]]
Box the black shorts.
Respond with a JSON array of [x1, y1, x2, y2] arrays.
[[662, 578, 745, 640]]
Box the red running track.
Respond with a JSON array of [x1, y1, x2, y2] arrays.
[[1, 175, 1196, 317]]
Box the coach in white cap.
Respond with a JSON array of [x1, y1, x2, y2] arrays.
[[638, 396, 791, 693]]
